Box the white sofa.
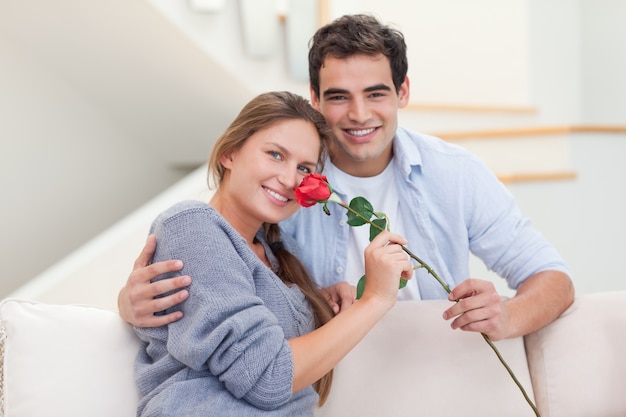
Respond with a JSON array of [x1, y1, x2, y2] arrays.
[[1, 292, 625, 417]]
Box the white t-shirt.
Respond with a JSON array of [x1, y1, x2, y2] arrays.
[[326, 161, 421, 300]]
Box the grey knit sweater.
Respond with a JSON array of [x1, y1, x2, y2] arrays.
[[134, 201, 318, 416]]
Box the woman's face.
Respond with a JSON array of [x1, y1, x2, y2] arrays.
[[219, 118, 321, 230]]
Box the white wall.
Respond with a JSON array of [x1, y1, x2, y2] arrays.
[[328, 0, 533, 108], [512, 134, 626, 295], [580, 0, 626, 124], [8, 165, 213, 311], [0, 0, 254, 298], [0, 35, 185, 296]]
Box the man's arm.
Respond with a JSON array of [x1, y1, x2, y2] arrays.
[[117, 235, 191, 327], [443, 270, 574, 340], [118, 235, 357, 327]]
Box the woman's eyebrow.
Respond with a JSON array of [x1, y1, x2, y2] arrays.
[[270, 142, 317, 167]]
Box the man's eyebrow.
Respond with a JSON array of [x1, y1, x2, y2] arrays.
[[364, 84, 392, 93], [322, 88, 349, 98], [322, 84, 392, 98]]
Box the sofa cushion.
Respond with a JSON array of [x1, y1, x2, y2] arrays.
[[0, 299, 140, 417], [525, 291, 626, 417], [316, 299, 536, 417]]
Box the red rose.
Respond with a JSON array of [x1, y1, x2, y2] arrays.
[[295, 174, 332, 207]]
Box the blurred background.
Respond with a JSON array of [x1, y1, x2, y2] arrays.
[[1, 0, 625, 310]]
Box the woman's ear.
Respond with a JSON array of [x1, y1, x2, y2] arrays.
[[219, 152, 234, 169]]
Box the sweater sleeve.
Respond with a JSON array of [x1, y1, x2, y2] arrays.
[[151, 202, 295, 410]]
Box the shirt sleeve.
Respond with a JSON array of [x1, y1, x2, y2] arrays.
[[466, 159, 571, 289], [152, 203, 295, 410]]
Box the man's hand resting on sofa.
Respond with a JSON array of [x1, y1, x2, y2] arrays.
[[442, 270, 573, 340]]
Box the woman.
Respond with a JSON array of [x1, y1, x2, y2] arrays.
[[134, 91, 412, 416]]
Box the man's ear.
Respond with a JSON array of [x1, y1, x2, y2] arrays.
[[397, 76, 411, 109], [309, 86, 321, 110]]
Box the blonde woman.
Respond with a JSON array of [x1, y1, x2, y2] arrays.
[[134, 91, 412, 416]]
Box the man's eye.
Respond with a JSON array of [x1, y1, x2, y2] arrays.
[[327, 95, 347, 101]]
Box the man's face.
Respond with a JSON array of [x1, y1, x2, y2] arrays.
[[311, 54, 410, 177]]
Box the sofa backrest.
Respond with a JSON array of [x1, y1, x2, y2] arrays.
[[3, 293, 625, 417], [0, 298, 535, 417], [315, 299, 534, 416]]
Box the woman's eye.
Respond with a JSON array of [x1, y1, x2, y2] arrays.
[[269, 151, 282, 160], [298, 165, 312, 174]]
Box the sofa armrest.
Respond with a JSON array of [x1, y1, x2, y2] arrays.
[[524, 291, 626, 417], [0, 299, 140, 417]]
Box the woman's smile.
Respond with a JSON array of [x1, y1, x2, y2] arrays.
[[263, 185, 290, 204]]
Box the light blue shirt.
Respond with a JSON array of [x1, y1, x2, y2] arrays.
[[281, 127, 571, 299]]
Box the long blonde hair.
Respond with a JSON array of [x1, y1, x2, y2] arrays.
[[208, 91, 335, 404]]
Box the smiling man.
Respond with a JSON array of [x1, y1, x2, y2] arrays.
[[313, 54, 409, 177]]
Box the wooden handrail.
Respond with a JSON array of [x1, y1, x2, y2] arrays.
[[570, 125, 626, 134], [497, 171, 577, 184], [405, 103, 538, 114], [432, 125, 626, 141]]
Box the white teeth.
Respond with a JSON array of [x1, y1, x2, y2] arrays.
[[265, 187, 288, 202], [347, 128, 376, 137]]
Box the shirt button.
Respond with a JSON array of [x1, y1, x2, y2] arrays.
[[339, 220, 346, 226], [336, 267, 344, 274]]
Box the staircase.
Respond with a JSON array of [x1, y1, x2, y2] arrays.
[[5, 0, 626, 306]]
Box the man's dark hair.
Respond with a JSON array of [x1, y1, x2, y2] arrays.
[[308, 14, 408, 98]]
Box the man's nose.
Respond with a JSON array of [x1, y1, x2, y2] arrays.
[[347, 97, 370, 123]]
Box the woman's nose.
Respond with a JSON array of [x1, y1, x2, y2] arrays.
[[278, 167, 298, 189]]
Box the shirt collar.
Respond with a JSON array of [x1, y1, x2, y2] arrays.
[[392, 126, 423, 178], [325, 127, 424, 194]]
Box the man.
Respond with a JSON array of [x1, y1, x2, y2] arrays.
[[119, 14, 574, 341]]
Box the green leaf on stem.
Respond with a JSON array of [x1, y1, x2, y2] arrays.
[[356, 275, 366, 300], [355, 276, 410, 300], [347, 197, 374, 226], [369, 218, 387, 241]]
